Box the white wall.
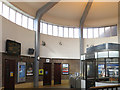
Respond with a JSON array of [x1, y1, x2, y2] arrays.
[[2, 16, 80, 59], [1, 15, 119, 59]]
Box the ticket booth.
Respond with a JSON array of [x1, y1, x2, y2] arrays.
[[81, 43, 120, 90]]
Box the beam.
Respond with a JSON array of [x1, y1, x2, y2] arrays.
[[79, 0, 93, 89], [34, 0, 60, 88]]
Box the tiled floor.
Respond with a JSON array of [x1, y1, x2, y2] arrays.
[[15, 80, 70, 88]]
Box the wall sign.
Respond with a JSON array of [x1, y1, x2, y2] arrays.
[[46, 59, 50, 63], [62, 64, 69, 75], [39, 69, 44, 75]]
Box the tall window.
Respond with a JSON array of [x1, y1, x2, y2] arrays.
[[64, 27, 68, 38], [74, 28, 79, 38], [40, 22, 43, 33], [83, 28, 88, 38], [94, 28, 99, 38], [58, 26, 63, 37], [69, 28, 74, 38], [43, 23, 47, 34], [104, 27, 110, 37], [16, 12, 22, 25], [0, 2, 2, 15], [9, 8, 16, 23], [53, 25, 58, 36], [88, 28, 93, 38], [28, 18, 33, 30], [48, 24, 52, 35], [22, 15, 28, 28], [111, 25, 117, 36], [99, 27, 104, 37], [3, 4, 9, 19]]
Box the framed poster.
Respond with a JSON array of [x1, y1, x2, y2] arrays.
[[62, 64, 69, 75], [26, 62, 33, 76], [17, 62, 26, 83]]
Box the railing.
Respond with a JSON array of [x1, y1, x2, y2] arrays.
[[89, 85, 120, 90]]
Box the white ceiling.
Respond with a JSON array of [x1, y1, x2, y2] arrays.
[[10, 2, 118, 27]]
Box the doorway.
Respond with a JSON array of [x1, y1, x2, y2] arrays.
[[43, 63, 52, 85], [54, 63, 61, 85], [4, 59, 16, 89]]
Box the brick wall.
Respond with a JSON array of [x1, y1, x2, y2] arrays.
[[2, 53, 80, 86]]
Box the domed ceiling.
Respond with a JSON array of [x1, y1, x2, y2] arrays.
[[10, 1, 118, 27]]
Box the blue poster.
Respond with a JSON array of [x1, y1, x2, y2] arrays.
[[19, 65, 25, 78]]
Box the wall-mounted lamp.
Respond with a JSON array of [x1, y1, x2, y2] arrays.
[[59, 42, 62, 45], [42, 41, 46, 46]]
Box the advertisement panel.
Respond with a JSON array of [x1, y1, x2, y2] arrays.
[[62, 64, 69, 75]]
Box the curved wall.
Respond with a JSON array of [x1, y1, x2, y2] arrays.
[[1, 15, 118, 59]]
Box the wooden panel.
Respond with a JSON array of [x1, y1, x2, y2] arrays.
[[54, 63, 61, 85], [4, 59, 16, 89], [43, 63, 52, 85]]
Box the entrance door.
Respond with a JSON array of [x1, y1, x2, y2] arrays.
[[54, 63, 61, 85], [4, 59, 16, 89], [43, 63, 52, 85]]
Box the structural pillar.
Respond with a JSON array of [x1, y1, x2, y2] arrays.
[[79, 0, 93, 89], [33, 1, 60, 88]]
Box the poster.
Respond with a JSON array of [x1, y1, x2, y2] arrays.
[[27, 62, 33, 76], [62, 64, 69, 75], [98, 64, 105, 78], [18, 62, 26, 83]]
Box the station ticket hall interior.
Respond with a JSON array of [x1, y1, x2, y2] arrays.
[[1, 0, 120, 90]]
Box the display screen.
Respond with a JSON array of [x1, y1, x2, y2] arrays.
[[6, 40, 21, 55], [62, 64, 69, 75]]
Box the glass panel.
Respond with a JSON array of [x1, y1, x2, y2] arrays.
[[83, 28, 87, 38], [40, 22, 43, 33], [98, 51, 108, 58], [74, 28, 79, 38], [111, 26, 117, 36], [9, 8, 16, 23], [53, 25, 58, 36], [98, 59, 105, 78], [3, 4, 9, 19], [88, 28, 93, 38], [99, 27, 104, 37], [69, 28, 73, 38], [109, 51, 119, 58], [0, 2, 2, 15], [58, 26, 63, 37], [43, 23, 47, 34], [64, 27, 68, 38], [106, 59, 119, 78], [16, 12, 22, 25], [104, 27, 110, 37], [28, 18, 33, 30], [94, 28, 99, 38], [48, 24, 52, 35], [22, 15, 28, 28]]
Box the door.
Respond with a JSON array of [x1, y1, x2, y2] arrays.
[[43, 63, 52, 85], [54, 63, 61, 85], [4, 59, 16, 89]]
